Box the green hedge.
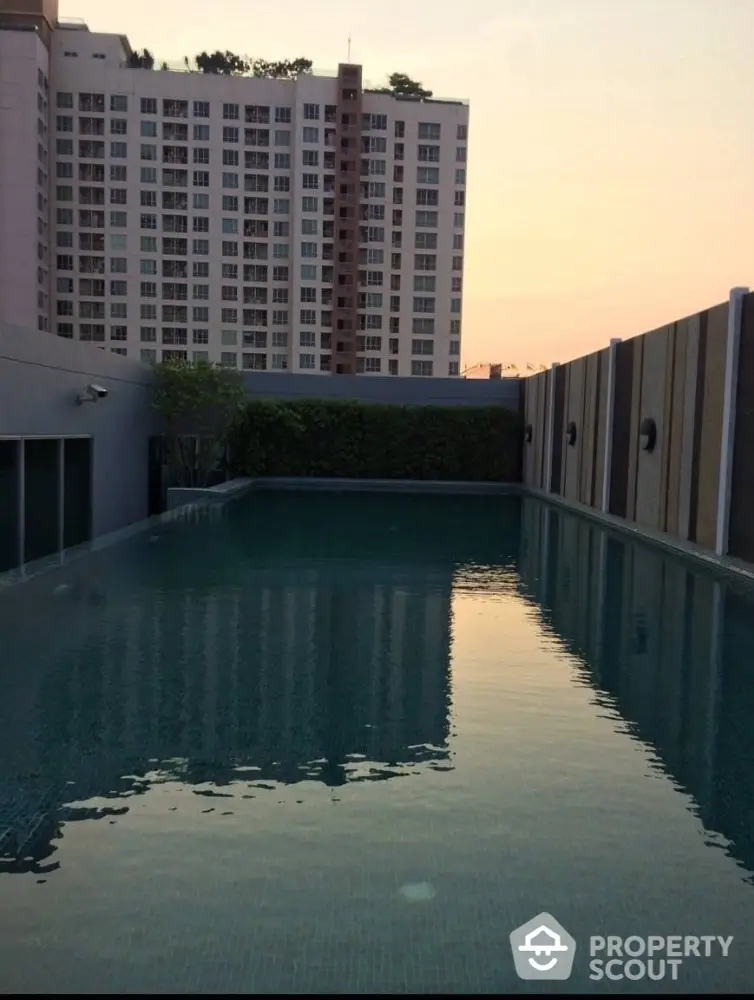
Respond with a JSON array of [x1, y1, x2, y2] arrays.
[[228, 399, 523, 482]]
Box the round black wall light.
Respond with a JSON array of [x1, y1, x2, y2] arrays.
[[639, 417, 657, 453], [524, 423, 533, 443], [566, 421, 577, 446]]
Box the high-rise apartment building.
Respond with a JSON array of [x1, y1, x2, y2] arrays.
[[0, 1, 469, 376]]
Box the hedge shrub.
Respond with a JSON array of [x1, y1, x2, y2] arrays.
[[228, 399, 523, 482]]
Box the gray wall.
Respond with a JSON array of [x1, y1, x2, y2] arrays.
[[241, 370, 522, 408], [0, 323, 156, 537], [1, 324, 521, 551]]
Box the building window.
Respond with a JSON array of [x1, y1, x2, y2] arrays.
[[303, 103, 320, 120], [411, 339, 434, 356], [417, 167, 439, 185], [411, 360, 433, 377], [411, 316, 435, 337], [418, 122, 441, 141], [163, 99, 188, 119]]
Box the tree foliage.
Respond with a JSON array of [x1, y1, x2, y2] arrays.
[[369, 72, 433, 98], [192, 51, 313, 77], [152, 360, 246, 488], [127, 48, 155, 69], [250, 57, 312, 79], [195, 50, 250, 75]]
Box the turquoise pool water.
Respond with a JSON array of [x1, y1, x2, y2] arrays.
[[1, 491, 754, 994]]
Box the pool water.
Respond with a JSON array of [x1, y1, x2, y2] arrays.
[[1, 491, 754, 994]]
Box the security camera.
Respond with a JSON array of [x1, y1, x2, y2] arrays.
[[76, 383, 109, 404]]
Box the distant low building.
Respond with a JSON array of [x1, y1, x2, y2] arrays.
[[462, 362, 547, 379]]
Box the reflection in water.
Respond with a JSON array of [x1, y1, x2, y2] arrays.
[[0, 492, 522, 876], [517, 497, 754, 883]]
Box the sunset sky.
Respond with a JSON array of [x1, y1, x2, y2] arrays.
[[60, 0, 754, 367]]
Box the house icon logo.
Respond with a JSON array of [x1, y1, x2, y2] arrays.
[[509, 912, 576, 980]]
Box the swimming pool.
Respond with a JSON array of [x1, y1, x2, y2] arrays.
[[1, 490, 754, 994]]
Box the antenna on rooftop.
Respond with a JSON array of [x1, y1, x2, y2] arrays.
[[347, 33, 352, 62]]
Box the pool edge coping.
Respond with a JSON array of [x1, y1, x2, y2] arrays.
[[0, 498, 218, 592], [525, 486, 754, 589]]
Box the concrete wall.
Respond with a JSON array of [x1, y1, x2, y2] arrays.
[[523, 289, 754, 565], [241, 370, 521, 408], [0, 322, 155, 540], [0, 321, 523, 570]]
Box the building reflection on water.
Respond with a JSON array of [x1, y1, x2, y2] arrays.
[[517, 496, 754, 883], [0, 491, 522, 875]]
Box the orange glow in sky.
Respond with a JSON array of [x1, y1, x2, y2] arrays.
[[60, 0, 754, 366]]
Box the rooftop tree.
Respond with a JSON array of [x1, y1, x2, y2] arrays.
[[195, 50, 250, 75], [250, 57, 312, 79], [152, 359, 246, 488], [387, 72, 433, 98], [127, 48, 155, 69], [370, 72, 433, 98]]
